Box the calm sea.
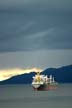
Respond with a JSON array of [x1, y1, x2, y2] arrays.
[[0, 84, 72, 108]]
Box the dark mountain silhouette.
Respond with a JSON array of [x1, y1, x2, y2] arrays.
[[0, 72, 36, 85], [41, 65, 72, 83], [0, 65, 72, 84]]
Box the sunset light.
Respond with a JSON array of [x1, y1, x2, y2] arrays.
[[0, 68, 43, 81]]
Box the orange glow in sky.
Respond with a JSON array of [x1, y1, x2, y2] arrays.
[[0, 68, 43, 81]]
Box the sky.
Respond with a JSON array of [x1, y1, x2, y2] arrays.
[[0, 0, 72, 80]]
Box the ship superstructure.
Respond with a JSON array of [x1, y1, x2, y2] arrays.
[[32, 72, 57, 91]]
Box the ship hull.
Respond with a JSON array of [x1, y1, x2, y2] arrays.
[[33, 83, 57, 91]]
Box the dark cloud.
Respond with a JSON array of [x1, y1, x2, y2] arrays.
[[0, 0, 72, 11], [0, 9, 72, 52], [0, 1, 72, 69]]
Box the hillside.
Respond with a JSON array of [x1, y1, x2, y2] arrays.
[[0, 65, 72, 84], [42, 65, 72, 83]]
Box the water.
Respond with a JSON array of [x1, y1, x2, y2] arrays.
[[0, 84, 72, 108]]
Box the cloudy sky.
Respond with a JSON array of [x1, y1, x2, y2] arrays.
[[0, 0, 72, 80]]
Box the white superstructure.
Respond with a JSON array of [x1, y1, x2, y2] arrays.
[[32, 72, 56, 89]]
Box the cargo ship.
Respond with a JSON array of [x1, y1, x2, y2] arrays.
[[32, 72, 58, 91]]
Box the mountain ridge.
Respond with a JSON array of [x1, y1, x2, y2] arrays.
[[0, 65, 72, 84]]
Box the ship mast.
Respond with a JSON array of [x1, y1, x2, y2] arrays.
[[49, 75, 52, 84]]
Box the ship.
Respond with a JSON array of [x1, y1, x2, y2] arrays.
[[32, 72, 58, 91]]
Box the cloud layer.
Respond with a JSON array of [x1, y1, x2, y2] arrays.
[[0, 0, 72, 11], [0, 10, 72, 52], [0, 0, 72, 70]]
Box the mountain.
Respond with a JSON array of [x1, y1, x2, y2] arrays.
[[0, 72, 36, 85], [0, 65, 72, 84], [41, 65, 72, 83]]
